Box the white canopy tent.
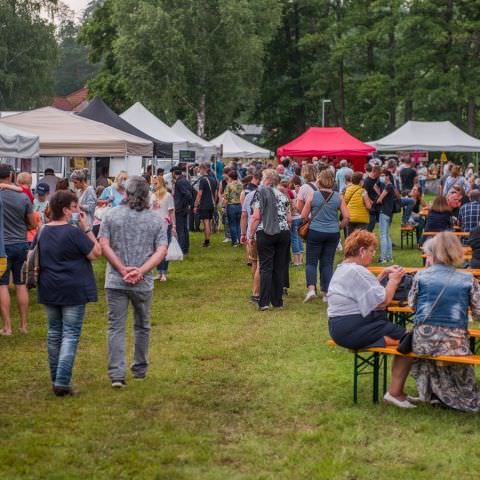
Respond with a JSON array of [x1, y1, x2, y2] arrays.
[[0, 124, 39, 158], [171, 119, 218, 162], [0, 107, 153, 157], [369, 121, 480, 152], [121, 103, 202, 161], [210, 130, 271, 158]]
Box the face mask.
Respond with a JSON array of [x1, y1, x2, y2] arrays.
[[121, 180, 127, 188], [379, 176, 386, 183], [71, 212, 80, 225]]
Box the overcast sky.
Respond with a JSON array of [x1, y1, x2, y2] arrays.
[[63, 0, 90, 15]]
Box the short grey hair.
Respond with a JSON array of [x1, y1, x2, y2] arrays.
[[70, 169, 87, 182], [339, 159, 348, 167], [125, 175, 150, 211]]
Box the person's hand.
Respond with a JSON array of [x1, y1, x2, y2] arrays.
[[388, 267, 405, 284], [171, 225, 177, 237], [247, 237, 255, 246], [383, 265, 400, 275], [240, 234, 247, 245], [123, 267, 144, 284], [78, 212, 89, 232]]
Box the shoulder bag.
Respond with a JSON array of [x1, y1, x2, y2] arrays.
[[21, 225, 46, 290], [397, 272, 454, 354], [298, 191, 333, 240]]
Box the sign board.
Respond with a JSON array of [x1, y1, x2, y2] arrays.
[[179, 150, 196, 163]]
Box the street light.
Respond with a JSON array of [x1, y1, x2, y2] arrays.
[[322, 99, 331, 127]]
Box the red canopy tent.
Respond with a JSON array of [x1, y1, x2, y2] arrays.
[[277, 127, 376, 171]]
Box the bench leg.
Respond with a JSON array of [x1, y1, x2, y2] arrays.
[[470, 337, 476, 354], [353, 353, 358, 404], [383, 354, 388, 395], [401, 232, 404, 249], [373, 353, 380, 403]]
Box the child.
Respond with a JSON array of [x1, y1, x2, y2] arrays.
[[33, 183, 50, 223]]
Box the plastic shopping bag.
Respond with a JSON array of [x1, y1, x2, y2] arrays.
[[166, 236, 184, 261]]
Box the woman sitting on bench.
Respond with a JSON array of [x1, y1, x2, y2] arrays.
[[409, 232, 480, 412], [327, 230, 415, 409]]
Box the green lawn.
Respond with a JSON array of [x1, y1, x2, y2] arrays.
[[1, 218, 480, 480]]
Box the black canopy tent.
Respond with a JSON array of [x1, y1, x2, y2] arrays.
[[77, 97, 173, 158]]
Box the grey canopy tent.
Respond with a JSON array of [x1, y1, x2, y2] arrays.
[[78, 97, 173, 158], [369, 121, 480, 152], [0, 123, 39, 158]]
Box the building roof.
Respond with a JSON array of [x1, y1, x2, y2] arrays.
[[53, 87, 89, 112]]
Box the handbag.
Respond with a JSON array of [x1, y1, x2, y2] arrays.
[[166, 236, 184, 261], [298, 192, 333, 240], [21, 225, 45, 289], [396, 272, 454, 354]]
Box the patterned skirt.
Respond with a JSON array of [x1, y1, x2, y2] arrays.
[[411, 325, 480, 413]]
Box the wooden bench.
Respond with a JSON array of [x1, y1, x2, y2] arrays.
[[400, 225, 415, 249], [327, 339, 480, 403], [423, 231, 469, 238]]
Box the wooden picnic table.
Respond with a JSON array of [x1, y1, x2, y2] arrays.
[[368, 265, 480, 277], [423, 231, 469, 237]]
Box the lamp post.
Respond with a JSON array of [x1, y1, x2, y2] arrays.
[[322, 99, 331, 127]]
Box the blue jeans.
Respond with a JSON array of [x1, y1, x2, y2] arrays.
[[379, 213, 393, 261], [419, 179, 426, 192], [227, 204, 242, 245], [305, 230, 339, 293], [45, 304, 86, 388], [157, 224, 172, 274], [290, 218, 304, 255], [401, 197, 415, 224]]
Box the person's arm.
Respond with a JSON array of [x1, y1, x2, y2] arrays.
[[240, 210, 248, 244], [339, 197, 350, 229], [78, 212, 101, 260], [194, 180, 203, 212], [376, 187, 388, 204], [81, 188, 97, 215], [300, 192, 314, 220], [169, 208, 176, 236], [25, 212, 36, 230], [377, 268, 404, 309], [248, 208, 261, 243], [362, 190, 372, 210], [0, 183, 22, 192], [99, 237, 131, 278]]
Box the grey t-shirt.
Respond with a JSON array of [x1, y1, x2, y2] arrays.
[[0, 189, 32, 245], [98, 206, 168, 291]]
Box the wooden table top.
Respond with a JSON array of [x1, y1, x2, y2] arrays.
[[368, 266, 480, 277], [423, 231, 470, 237]]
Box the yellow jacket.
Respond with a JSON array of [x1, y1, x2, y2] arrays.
[[344, 185, 369, 224]]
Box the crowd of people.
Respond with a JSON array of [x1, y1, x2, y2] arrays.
[[1, 153, 480, 412]]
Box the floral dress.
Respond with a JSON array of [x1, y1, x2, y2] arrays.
[[408, 274, 480, 412]]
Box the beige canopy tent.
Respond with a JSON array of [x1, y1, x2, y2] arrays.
[[0, 107, 153, 157]]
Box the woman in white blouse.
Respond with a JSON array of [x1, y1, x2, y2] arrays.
[[151, 176, 175, 281], [327, 230, 415, 408]]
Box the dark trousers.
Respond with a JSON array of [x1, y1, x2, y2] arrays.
[[367, 211, 379, 232], [176, 211, 189, 254], [305, 230, 340, 293], [226, 203, 242, 244], [256, 230, 291, 308]]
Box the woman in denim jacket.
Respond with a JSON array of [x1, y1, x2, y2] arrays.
[[409, 232, 480, 411]]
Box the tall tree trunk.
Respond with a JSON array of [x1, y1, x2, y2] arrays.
[[404, 99, 413, 122], [467, 97, 476, 135], [196, 93, 206, 137]]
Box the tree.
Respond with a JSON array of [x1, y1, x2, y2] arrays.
[[80, 0, 282, 136], [0, 0, 58, 109], [55, 4, 100, 95]]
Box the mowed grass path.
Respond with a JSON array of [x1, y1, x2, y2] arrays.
[[2, 219, 480, 479]]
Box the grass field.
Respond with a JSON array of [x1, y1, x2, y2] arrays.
[[1, 217, 480, 480]]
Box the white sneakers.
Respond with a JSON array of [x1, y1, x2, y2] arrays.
[[384, 392, 416, 409], [303, 290, 317, 303]]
